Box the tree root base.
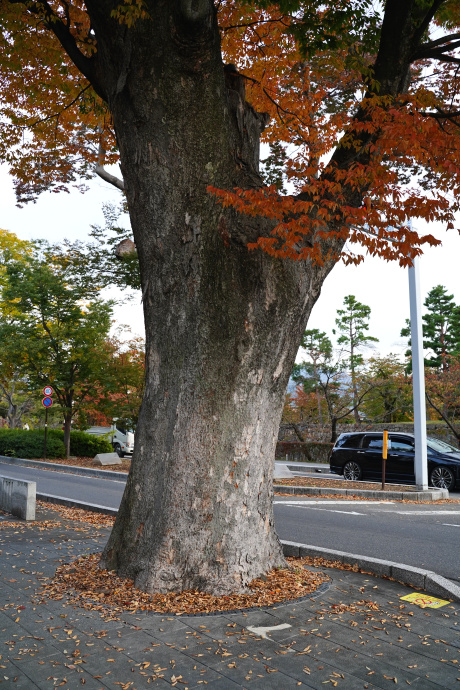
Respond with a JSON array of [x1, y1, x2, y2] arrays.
[[40, 553, 330, 617]]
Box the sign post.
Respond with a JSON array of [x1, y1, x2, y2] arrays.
[[408, 255, 428, 489], [382, 429, 388, 490], [42, 387, 54, 460]]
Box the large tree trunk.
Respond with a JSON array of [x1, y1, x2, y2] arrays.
[[93, 2, 337, 593]]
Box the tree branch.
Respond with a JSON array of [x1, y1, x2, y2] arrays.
[[414, 39, 460, 62], [415, 31, 460, 52], [26, 84, 93, 128], [411, 0, 446, 49], [418, 107, 460, 129], [95, 136, 124, 191], [10, 0, 107, 101], [425, 391, 460, 442]]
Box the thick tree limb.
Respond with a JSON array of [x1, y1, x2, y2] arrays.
[[411, 0, 445, 49], [415, 31, 460, 52], [8, 0, 106, 101], [419, 108, 460, 128], [95, 163, 125, 191], [95, 137, 124, 191]]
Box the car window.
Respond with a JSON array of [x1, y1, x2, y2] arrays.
[[426, 437, 458, 453], [389, 437, 414, 451], [335, 434, 362, 448], [362, 436, 383, 450]]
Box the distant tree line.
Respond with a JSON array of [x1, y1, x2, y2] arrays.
[[0, 226, 144, 457], [285, 288, 460, 444]]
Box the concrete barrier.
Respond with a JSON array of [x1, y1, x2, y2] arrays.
[[92, 452, 122, 466], [0, 475, 36, 521]]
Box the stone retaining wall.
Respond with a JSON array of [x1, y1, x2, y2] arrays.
[[279, 422, 459, 446]]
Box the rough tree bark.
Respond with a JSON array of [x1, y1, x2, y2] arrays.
[[23, 0, 435, 593], [83, 1, 335, 593]]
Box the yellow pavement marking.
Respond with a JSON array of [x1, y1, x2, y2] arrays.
[[400, 592, 450, 608]]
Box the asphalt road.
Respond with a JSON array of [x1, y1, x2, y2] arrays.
[[274, 497, 460, 583], [0, 460, 126, 510], [1, 460, 459, 583]]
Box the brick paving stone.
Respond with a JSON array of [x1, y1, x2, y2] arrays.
[[1, 508, 459, 689]]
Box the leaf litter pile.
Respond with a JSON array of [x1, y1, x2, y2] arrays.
[[276, 477, 419, 491], [42, 554, 330, 617], [9, 501, 330, 616]]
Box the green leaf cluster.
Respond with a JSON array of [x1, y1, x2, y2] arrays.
[[48, 429, 112, 456], [248, 0, 381, 59]]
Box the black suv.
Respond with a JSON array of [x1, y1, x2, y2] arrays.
[[330, 432, 460, 491]]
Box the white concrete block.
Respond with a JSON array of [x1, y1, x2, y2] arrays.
[[92, 453, 122, 466], [0, 476, 36, 521]]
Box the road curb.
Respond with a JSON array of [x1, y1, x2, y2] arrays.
[[0, 455, 127, 481], [281, 540, 460, 603], [274, 484, 449, 501], [31, 491, 460, 604], [36, 492, 118, 516]]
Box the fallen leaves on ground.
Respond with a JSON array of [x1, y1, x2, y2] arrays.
[[36, 501, 115, 527], [0, 502, 115, 531], [0, 516, 63, 531], [27, 456, 130, 473], [276, 477, 418, 491], [40, 554, 330, 616]]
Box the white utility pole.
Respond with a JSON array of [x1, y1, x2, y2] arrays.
[[408, 252, 428, 489]]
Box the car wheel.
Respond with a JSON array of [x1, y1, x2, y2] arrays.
[[430, 466, 455, 491], [113, 443, 125, 458], [343, 461, 362, 481]]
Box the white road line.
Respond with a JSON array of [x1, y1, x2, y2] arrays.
[[442, 523, 460, 527], [396, 510, 460, 515], [274, 500, 394, 506], [311, 509, 366, 515], [275, 503, 366, 515]]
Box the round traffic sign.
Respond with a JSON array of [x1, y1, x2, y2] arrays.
[[43, 386, 54, 396], [42, 396, 53, 407]]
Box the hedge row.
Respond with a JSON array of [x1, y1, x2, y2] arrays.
[[0, 429, 112, 459]]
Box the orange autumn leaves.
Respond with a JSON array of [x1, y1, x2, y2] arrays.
[[212, 2, 460, 265], [0, 1, 114, 204], [1, 2, 460, 263]]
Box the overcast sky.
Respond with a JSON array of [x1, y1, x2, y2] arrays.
[[1, 163, 459, 361]]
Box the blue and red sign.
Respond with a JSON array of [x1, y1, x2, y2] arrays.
[[42, 396, 53, 408], [43, 386, 54, 396]]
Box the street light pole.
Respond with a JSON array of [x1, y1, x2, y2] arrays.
[[408, 252, 428, 490]]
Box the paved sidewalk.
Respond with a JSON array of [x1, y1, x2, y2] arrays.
[[0, 507, 459, 689]]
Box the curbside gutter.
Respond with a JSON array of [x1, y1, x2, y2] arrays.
[[281, 540, 460, 603], [274, 484, 449, 501], [36, 492, 118, 516]]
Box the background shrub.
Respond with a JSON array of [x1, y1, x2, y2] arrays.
[[0, 429, 65, 459], [48, 430, 112, 456], [0, 429, 112, 459]]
